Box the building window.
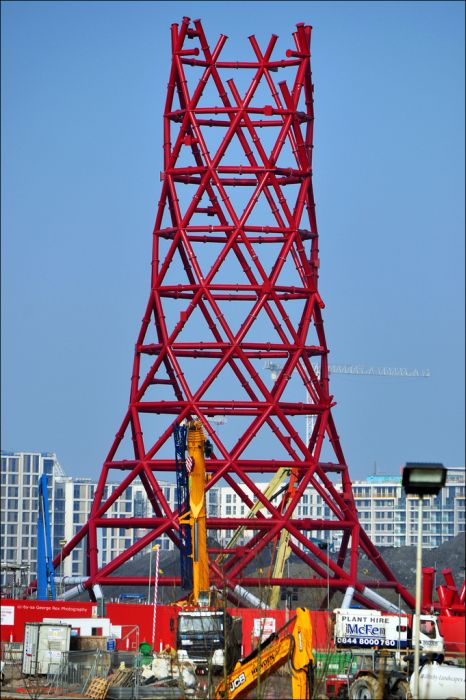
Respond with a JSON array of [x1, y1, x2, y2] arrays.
[[9, 459, 19, 473], [43, 459, 54, 474]]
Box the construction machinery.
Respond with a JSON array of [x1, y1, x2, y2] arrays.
[[174, 420, 242, 672], [37, 474, 56, 600], [326, 608, 448, 699], [214, 607, 314, 699], [177, 420, 211, 607]]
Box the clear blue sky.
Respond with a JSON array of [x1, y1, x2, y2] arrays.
[[1, 1, 464, 480]]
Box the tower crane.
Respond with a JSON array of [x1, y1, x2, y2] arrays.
[[324, 364, 430, 378], [264, 361, 431, 442], [305, 364, 431, 441]]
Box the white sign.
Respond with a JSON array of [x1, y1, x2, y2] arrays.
[[0, 606, 15, 626], [253, 617, 276, 639], [45, 650, 62, 660]]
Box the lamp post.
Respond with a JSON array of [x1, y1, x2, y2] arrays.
[[59, 539, 67, 598], [326, 540, 330, 610], [147, 544, 159, 605], [151, 545, 160, 648], [402, 462, 446, 700], [148, 546, 153, 605]]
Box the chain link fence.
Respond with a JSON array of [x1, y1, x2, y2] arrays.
[[0, 644, 194, 698]]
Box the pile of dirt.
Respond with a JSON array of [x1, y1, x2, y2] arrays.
[[76, 532, 465, 607], [378, 532, 466, 593]]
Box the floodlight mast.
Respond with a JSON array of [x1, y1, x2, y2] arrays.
[[402, 463, 447, 699], [41, 17, 415, 611]]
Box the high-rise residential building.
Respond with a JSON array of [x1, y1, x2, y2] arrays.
[[214, 471, 465, 551], [352, 470, 465, 549], [1, 451, 464, 587], [1, 451, 221, 581], [0, 452, 64, 581]]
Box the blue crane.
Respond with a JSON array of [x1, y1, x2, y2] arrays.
[[37, 473, 56, 600]]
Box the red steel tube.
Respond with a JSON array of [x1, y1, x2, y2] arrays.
[[52, 17, 415, 611]]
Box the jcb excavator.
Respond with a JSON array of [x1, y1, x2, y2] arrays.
[[214, 607, 315, 699]]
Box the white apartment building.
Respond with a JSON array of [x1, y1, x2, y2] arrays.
[[1, 452, 220, 580], [217, 471, 465, 551], [353, 470, 465, 549], [1, 452, 464, 583], [0, 452, 64, 580]]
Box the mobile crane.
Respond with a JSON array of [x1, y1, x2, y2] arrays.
[[174, 420, 241, 672], [214, 607, 315, 699], [179, 419, 210, 607]]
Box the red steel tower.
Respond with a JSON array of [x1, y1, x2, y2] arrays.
[[54, 17, 415, 610]]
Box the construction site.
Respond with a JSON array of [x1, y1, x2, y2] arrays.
[[1, 15, 465, 700]]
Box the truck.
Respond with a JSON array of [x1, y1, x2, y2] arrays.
[[326, 608, 445, 699], [174, 420, 242, 673], [176, 608, 242, 674], [409, 661, 465, 700], [333, 607, 444, 654]]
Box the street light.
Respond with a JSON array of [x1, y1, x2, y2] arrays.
[[59, 539, 67, 598], [402, 462, 447, 700], [147, 544, 159, 605]]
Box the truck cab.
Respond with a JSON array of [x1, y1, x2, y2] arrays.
[[176, 609, 241, 674], [333, 608, 444, 654], [326, 609, 445, 699]]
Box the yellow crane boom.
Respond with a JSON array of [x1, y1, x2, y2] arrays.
[[179, 419, 210, 606], [214, 607, 314, 699], [216, 467, 291, 566]]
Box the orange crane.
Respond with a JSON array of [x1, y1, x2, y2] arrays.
[[182, 419, 210, 606], [176, 419, 242, 672]]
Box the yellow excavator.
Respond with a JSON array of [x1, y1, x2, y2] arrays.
[[214, 607, 315, 699]]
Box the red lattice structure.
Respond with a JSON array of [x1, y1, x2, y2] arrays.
[[52, 17, 415, 610]]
